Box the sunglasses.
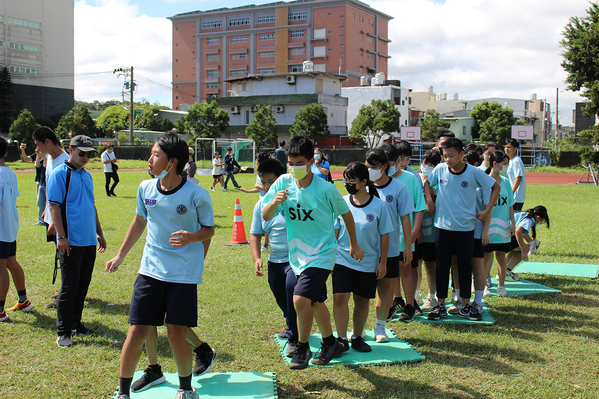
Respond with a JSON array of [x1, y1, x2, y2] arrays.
[[78, 150, 97, 158]]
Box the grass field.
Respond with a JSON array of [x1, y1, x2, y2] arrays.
[[1, 165, 598, 399]]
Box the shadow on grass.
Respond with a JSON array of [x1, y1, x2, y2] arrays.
[[85, 297, 131, 316], [535, 252, 599, 261]]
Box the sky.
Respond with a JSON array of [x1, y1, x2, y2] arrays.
[[74, 0, 591, 126]]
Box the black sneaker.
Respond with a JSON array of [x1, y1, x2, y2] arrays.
[[398, 304, 416, 323], [131, 365, 166, 392], [414, 302, 423, 316], [311, 340, 344, 366], [71, 324, 95, 335], [285, 340, 298, 358], [337, 337, 350, 352], [278, 329, 291, 339], [289, 344, 312, 370], [458, 304, 472, 319], [468, 302, 483, 321], [427, 304, 448, 320], [193, 342, 216, 376], [386, 297, 405, 321], [350, 336, 372, 352]]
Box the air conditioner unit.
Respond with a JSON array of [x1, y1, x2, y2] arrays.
[[250, 105, 258, 112], [275, 105, 285, 113], [230, 106, 240, 114], [286, 75, 296, 84]]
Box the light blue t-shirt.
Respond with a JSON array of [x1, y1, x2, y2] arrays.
[[372, 177, 415, 256], [250, 197, 288, 263], [403, 166, 423, 190], [488, 175, 515, 244], [0, 166, 19, 243], [507, 155, 526, 203], [43, 151, 69, 224], [262, 173, 349, 275], [335, 194, 393, 273], [311, 160, 330, 181], [428, 163, 496, 232], [514, 211, 535, 235], [256, 174, 266, 197], [395, 171, 427, 250], [136, 179, 214, 284], [47, 163, 97, 247]]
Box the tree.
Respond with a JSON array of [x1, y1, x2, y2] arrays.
[[133, 103, 170, 131], [162, 117, 175, 132], [9, 109, 38, 150], [245, 105, 277, 149], [96, 105, 129, 135], [289, 103, 329, 140], [561, 3, 599, 118], [349, 99, 400, 148], [55, 104, 97, 139], [470, 101, 516, 144], [0, 66, 22, 134], [579, 125, 599, 145], [179, 101, 229, 140], [419, 109, 450, 142]]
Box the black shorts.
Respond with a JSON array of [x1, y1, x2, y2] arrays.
[[509, 236, 521, 252], [212, 174, 222, 179], [411, 241, 422, 267], [332, 264, 377, 299], [472, 238, 485, 258], [384, 256, 401, 278], [513, 202, 524, 212], [0, 241, 16, 259], [420, 242, 436, 262], [128, 274, 198, 327], [485, 242, 512, 253], [294, 267, 329, 304]]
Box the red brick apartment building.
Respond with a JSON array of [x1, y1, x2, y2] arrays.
[[168, 0, 393, 110]]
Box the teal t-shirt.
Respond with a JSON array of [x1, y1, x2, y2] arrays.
[[395, 171, 427, 250], [488, 175, 515, 244], [263, 173, 349, 275]]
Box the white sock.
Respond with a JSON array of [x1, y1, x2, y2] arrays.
[[474, 290, 484, 305], [415, 289, 421, 296], [375, 319, 386, 329], [428, 292, 436, 299]]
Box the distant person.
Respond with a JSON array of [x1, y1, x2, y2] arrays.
[[102, 143, 119, 197], [435, 129, 455, 155], [20, 143, 47, 225], [479, 142, 498, 171], [311, 147, 331, 181], [182, 148, 198, 184], [224, 147, 241, 190], [275, 140, 287, 170], [209, 152, 225, 192], [504, 138, 526, 211]]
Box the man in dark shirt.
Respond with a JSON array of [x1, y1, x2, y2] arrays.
[[275, 140, 287, 170]]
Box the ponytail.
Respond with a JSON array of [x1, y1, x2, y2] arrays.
[[485, 150, 508, 175], [523, 205, 550, 240]]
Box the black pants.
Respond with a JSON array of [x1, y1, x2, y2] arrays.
[[56, 245, 96, 335], [267, 261, 298, 341], [105, 171, 119, 194], [435, 229, 474, 300]]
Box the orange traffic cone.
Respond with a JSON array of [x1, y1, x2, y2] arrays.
[[226, 198, 249, 246]]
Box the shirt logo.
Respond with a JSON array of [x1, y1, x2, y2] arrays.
[[366, 214, 375, 222], [176, 205, 187, 215], [495, 196, 507, 206], [288, 203, 314, 221], [145, 199, 157, 207], [440, 179, 448, 185], [386, 195, 393, 203], [461, 181, 469, 188]]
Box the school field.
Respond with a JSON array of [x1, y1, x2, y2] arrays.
[[1, 164, 598, 399]]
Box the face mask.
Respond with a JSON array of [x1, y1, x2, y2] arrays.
[[314, 154, 321, 160], [344, 182, 360, 195], [420, 164, 434, 176], [498, 164, 508, 175], [154, 163, 173, 180], [289, 164, 308, 180], [387, 165, 396, 176], [368, 168, 383, 181]]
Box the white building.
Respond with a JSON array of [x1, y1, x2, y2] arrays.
[[0, 0, 74, 120]]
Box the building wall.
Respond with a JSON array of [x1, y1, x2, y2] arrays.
[[444, 117, 476, 142], [437, 99, 467, 114], [574, 102, 596, 136], [342, 85, 409, 131], [409, 91, 436, 112]]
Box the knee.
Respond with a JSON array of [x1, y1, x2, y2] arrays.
[[167, 324, 187, 341]]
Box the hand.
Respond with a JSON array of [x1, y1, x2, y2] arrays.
[[97, 235, 107, 253], [170, 230, 194, 247], [481, 232, 490, 246], [255, 259, 264, 276], [47, 223, 56, 236], [426, 202, 435, 216], [106, 255, 124, 273], [375, 261, 387, 280], [403, 248, 413, 265], [417, 229, 424, 244], [411, 228, 419, 244], [20, 143, 26, 149], [350, 244, 364, 262], [509, 225, 515, 237], [275, 189, 289, 204], [57, 237, 70, 256], [522, 252, 529, 262], [476, 209, 490, 221]]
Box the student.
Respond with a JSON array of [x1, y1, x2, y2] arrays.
[[504, 138, 527, 211], [395, 140, 423, 189], [102, 143, 120, 196], [424, 138, 500, 320], [506, 206, 550, 278], [0, 137, 35, 322], [181, 148, 198, 184], [249, 158, 298, 356], [311, 147, 331, 181], [239, 152, 270, 197], [418, 150, 441, 311], [333, 162, 393, 353], [223, 147, 241, 190], [209, 152, 225, 192], [435, 129, 455, 154], [19, 143, 46, 225], [479, 142, 498, 171], [106, 132, 215, 399], [365, 148, 414, 341], [275, 140, 287, 170], [482, 151, 515, 297], [262, 135, 364, 370]]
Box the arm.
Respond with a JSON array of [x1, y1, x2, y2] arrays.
[[400, 214, 412, 264], [340, 211, 365, 262], [424, 181, 435, 216], [411, 211, 424, 244], [95, 206, 106, 253], [202, 238, 211, 259], [238, 187, 260, 194], [169, 225, 215, 247], [49, 203, 69, 256], [105, 215, 148, 272], [315, 160, 330, 176], [481, 211, 491, 246], [508, 207, 515, 237], [376, 233, 389, 279], [477, 181, 501, 222], [20, 146, 33, 162], [514, 226, 530, 261], [249, 233, 264, 276], [512, 176, 522, 194], [263, 190, 288, 221]]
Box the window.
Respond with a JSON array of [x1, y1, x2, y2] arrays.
[[231, 36, 248, 43], [290, 30, 304, 38], [463, 126, 467, 136], [206, 38, 219, 45], [367, 53, 373, 59], [313, 28, 326, 40], [207, 70, 219, 77], [288, 11, 307, 21], [230, 69, 247, 76], [259, 51, 276, 58], [328, 12, 332, 16], [9, 42, 41, 52], [257, 15, 276, 24], [202, 20, 222, 29], [328, 48, 332, 52], [289, 64, 303, 72], [290, 47, 305, 56], [340, 25, 344, 29], [207, 93, 219, 99], [0, 41, 2, 47], [340, 52, 343, 56], [259, 33, 275, 41], [207, 54, 219, 61], [259, 68, 276, 74], [313, 46, 326, 57], [231, 53, 247, 59], [245, 110, 250, 125], [367, 36, 374, 42], [229, 17, 250, 26], [238, 83, 247, 92], [206, 83, 219, 89], [340, 14, 344, 18], [340, 34, 344, 38], [8, 18, 40, 29], [328, 30, 332, 34], [340, 43, 344, 47], [353, 13, 355, 19]]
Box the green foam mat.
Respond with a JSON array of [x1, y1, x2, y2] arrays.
[[487, 277, 561, 296], [274, 330, 424, 366], [408, 300, 495, 325], [516, 262, 599, 278], [112, 371, 277, 399]]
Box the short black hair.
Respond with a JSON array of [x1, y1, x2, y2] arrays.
[[257, 158, 286, 178], [442, 137, 463, 152], [422, 149, 441, 166], [436, 129, 455, 141], [286, 135, 314, 161], [0, 136, 8, 158], [464, 149, 480, 166], [483, 141, 498, 152], [155, 131, 189, 175], [464, 143, 478, 153], [381, 143, 399, 163], [256, 151, 270, 164], [32, 126, 59, 145], [505, 138, 520, 148], [279, 140, 286, 147], [395, 140, 412, 157], [365, 147, 390, 175]]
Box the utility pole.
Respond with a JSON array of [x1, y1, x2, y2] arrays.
[[113, 66, 135, 142], [555, 87, 559, 145]]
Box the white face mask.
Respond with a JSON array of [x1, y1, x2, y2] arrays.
[[497, 164, 508, 175], [314, 154, 321, 160], [420, 164, 434, 176], [368, 168, 383, 181]]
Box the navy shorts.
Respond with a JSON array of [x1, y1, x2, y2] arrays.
[[513, 202, 524, 212], [472, 239, 486, 258], [128, 274, 198, 327], [294, 267, 329, 304], [212, 174, 222, 179], [509, 236, 521, 252], [0, 241, 16, 259], [420, 242, 436, 262], [332, 264, 378, 299], [384, 256, 401, 278], [485, 242, 512, 253]]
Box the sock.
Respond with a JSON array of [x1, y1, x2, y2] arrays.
[[323, 334, 336, 346], [298, 341, 309, 348], [179, 374, 192, 391], [148, 364, 161, 373], [0, 300, 5, 313], [455, 289, 460, 299], [415, 289, 421, 296], [428, 292, 436, 299], [375, 318, 385, 329], [119, 377, 133, 397], [17, 289, 27, 303], [474, 290, 484, 305]]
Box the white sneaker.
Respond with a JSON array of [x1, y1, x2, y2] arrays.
[[261, 244, 269, 252], [483, 286, 491, 297], [209, 186, 215, 191], [349, 330, 366, 339], [414, 292, 424, 305], [506, 269, 520, 281], [448, 300, 463, 314], [175, 387, 199, 399], [421, 296, 438, 311], [222, 188, 228, 192], [374, 326, 389, 343], [451, 291, 458, 303], [497, 286, 508, 297], [528, 240, 540, 256]]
